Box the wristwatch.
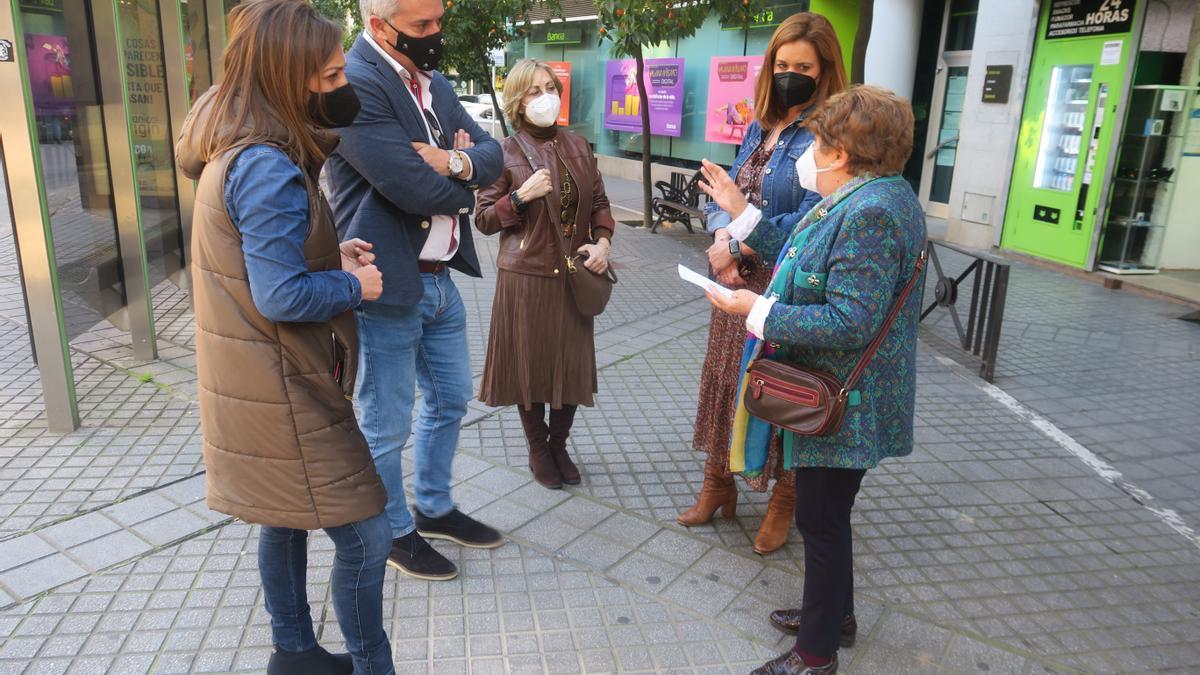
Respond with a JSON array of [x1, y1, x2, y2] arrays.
[[509, 190, 528, 212], [728, 237, 743, 261], [447, 149, 464, 177]]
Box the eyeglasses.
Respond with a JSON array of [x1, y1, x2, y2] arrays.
[[422, 109, 447, 149]]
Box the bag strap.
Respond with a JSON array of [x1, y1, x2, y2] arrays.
[[840, 246, 928, 400], [513, 133, 608, 276]]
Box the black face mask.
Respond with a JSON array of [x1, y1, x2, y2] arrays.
[[384, 19, 445, 72], [308, 83, 361, 128], [773, 72, 818, 109]]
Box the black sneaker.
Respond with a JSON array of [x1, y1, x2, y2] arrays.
[[387, 531, 458, 581], [415, 508, 504, 549], [267, 644, 353, 675]]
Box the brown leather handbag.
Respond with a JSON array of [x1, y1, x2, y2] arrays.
[[564, 249, 618, 317], [743, 250, 927, 436], [512, 134, 617, 317]]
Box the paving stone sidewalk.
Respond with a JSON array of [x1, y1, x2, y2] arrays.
[[0, 173, 1199, 673]]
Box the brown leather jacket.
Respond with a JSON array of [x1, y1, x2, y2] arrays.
[[475, 129, 615, 278]]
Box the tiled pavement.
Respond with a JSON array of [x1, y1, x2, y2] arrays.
[[0, 171, 1199, 672]]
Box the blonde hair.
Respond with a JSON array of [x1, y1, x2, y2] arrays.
[[753, 12, 848, 131], [503, 59, 562, 132], [808, 85, 915, 176]]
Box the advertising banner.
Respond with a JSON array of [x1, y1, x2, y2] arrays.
[[1046, 0, 1134, 40], [547, 61, 571, 126], [24, 34, 73, 117], [705, 56, 762, 144], [603, 58, 684, 137]]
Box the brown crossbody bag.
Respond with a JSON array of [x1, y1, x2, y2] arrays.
[[512, 134, 617, 317], [743, 249, 927, 436]]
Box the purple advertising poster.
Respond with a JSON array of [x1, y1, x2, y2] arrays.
[[24, 34, 74, 116], [603, 58, 684, 137]]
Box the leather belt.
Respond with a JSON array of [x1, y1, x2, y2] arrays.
[[418, 261, 448, 274]]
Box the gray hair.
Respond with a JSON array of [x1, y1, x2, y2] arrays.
[[359, 0, 400, 29]]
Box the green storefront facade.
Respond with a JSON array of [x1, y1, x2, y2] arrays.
[[517, 0, 860, 169], [1002, 0, 1200, 273]]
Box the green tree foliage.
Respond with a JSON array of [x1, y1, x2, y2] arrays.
[[595, 0, 765, 228], [441, 0, 562, 137], [311, 0, 361, 49]]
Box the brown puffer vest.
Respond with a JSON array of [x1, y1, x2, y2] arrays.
[[177, 90, 386, 530]]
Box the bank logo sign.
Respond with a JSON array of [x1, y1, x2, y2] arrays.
[[1047, 0, 1134, 40]]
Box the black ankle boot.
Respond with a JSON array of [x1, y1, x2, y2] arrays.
[[267, 645, 353, 675]]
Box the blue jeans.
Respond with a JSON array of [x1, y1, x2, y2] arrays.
[[258, 513, 394, 674], [355, 270, 473, 538]]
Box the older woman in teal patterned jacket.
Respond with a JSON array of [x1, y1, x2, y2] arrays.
[[703, 86, 926, 675]]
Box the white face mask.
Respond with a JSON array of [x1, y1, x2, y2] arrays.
[[524, 92, 561, 128], [795, 144, 836, 195]]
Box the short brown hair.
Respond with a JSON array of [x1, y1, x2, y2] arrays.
[[503, 59, 563, 132], [753, 13, 848, 131], [196, 0, 342, 167], [807, 85, 915, 176]]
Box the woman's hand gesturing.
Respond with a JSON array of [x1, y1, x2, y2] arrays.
[[698, 159, 749, 219]]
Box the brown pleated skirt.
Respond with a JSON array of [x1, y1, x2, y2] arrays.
[[691, 256, 792, 492], [479, 268, 597, 409]]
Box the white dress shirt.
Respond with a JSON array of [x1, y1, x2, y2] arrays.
[[366, 35, 473, 262]]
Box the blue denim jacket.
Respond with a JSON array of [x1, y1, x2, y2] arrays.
[[225, 145, 361, 324], [705, 118, 821, 235]]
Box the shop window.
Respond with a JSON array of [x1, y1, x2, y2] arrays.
[[944, 0, 977, 52]]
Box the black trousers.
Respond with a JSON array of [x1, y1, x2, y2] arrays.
[[793, 466, 867, 656]]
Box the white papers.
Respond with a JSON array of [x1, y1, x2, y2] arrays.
[[1101, 40, 1122, 66], [678, 264, 734, 299]]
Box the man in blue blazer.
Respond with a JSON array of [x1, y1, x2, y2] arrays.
[[326, 0, 504, 581]]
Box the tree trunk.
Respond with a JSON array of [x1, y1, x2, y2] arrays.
[[634, 45, 652, 229], [852, 0, 874, 85], [486, 79, 509, 138]]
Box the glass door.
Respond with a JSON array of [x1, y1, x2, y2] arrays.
[[918, 0, 976, 218], [921, 58, 969, 217], [119, 0, 184, 288], [18, 0, 127, 339]]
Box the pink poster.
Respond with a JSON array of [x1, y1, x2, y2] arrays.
[[705, 56, 763, 145]]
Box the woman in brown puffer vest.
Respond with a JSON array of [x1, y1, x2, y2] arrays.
[[176, 1, 393, 673]]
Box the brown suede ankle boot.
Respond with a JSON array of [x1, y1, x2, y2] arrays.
[[753, 479, 795, 554], [519, 404, 561, 489], [548, 405, 581, 485], [677, 461, 737, 526]]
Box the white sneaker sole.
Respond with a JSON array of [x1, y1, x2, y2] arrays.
[[385, 557, 459, 581], [417, 530, 505, 550]]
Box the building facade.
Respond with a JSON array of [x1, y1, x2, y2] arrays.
[[517, 0, 1199, 277]]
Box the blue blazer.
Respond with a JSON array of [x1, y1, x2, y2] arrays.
[[705, 118, 822, 235], [326, 35, 503, 307]]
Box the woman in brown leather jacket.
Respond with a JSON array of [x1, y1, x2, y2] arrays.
[[475, 59, 615, 490]]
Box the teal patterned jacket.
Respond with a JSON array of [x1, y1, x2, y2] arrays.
[[742, 174, 926, 470]]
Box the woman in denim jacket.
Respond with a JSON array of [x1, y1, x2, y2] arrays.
[[677, 12, 848, 555]]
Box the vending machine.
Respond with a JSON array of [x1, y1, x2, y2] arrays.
[[1001, 0, 1140, 269]]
